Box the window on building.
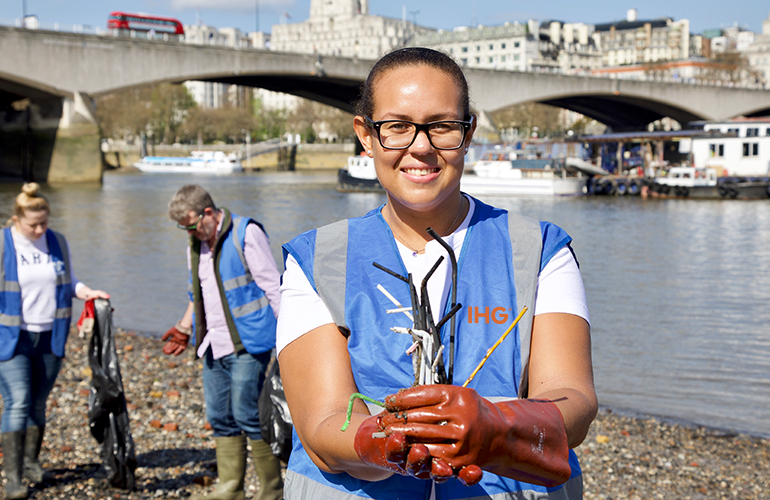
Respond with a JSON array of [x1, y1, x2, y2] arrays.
[[475, 57, 480, 63], [489, 44, 494, 50], [501, 55, 506, 62], [727, 128, 739, 135], [514, 41, 520, 48], [501, 43, 506, 49], [709, 144, 724, 157], [514, 54, 520, 61], [746, 127, 759, 137], [476, 45, 481, 51], [766, 128, 770, 136], [742, 142, 759, 157], [461, 46, 468, 53], [488, 56, 494, 63], [460, 58, 468, 65]]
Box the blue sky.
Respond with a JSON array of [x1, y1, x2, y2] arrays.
[[5, 0, 769, 36]]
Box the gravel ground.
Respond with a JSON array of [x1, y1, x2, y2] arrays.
[[1, 329, 768, 499]]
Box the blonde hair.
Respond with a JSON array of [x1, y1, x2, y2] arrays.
[[14, 183, 50, 218]]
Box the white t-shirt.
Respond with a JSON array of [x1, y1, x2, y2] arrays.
[[276, 197, 589, 356], [12, 228, 84, 332]]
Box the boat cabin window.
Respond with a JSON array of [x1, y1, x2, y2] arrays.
[[709, 144, 724, 157], [742, 142, 759, 157], [682, 172, 691, 179]]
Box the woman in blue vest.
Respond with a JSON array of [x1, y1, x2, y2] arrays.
[[0, 183, 109, 499], [276, 48, 598, 499]]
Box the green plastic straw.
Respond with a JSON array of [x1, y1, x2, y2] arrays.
[[340, 393, 385, 431]]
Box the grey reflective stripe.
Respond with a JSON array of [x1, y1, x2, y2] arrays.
[[0, 232, 20, 319], [0, 313, 21, 326], [55, 307, 72, 319], [52, 231, 72, 286], [284, 470, 370, 500], [0, 230, 4, 289], [313, 220, 348, 330], [230, 295, 270, 318], [508, 212, 542, 399], [284, 468, 582, 500], [230, 216, 254, 285], [223, 274, 253, 291]]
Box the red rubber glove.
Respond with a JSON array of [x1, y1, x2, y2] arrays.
[[353, 405, 480, 484], [353, 414, 410, 475], [161, 326, 190, 356], [380, 385, 571, 488]]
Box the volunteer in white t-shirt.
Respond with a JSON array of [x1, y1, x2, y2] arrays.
[[0, 183, 109, 500]]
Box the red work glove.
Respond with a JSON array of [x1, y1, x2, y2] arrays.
[[380, 385, 571, 488], [162, 323, 190, 356], [353, 405, 478, 483]]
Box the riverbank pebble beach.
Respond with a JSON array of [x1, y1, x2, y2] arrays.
[[1, 329, 768, 499]]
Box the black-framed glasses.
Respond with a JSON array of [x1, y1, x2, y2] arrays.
[[365, 116, 473, 150], [177, 213, 203, 231]]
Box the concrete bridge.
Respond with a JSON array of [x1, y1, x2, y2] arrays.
[[3, 25, 770, 182]]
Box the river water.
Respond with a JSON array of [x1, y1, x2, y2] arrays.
[[2, 171, 768, 438]]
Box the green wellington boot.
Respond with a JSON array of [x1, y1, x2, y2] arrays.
[[23, 426, 47, 484], [190, 435, 247, 500], [249, 438, 284, 500], [2, 430, 29, 499]]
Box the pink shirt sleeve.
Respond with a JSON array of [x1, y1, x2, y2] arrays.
[[243, 223, 282, 319]]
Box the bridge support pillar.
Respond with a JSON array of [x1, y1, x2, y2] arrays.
[[0, 92, 102, 183]]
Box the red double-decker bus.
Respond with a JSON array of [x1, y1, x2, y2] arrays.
[[107, 12, 185, 35]]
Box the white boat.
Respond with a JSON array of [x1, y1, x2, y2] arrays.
[[461, 149, 586, 196], [650, 165, 770, 199], [337, 155, 383, 192], [134, 150, 243, 174]]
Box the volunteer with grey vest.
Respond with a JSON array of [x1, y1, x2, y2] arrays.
[[163, 185, 283, 500], [277, 48, 598, 499], [0, 183, 109, 500]]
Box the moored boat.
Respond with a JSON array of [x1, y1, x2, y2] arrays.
[[134, 150, 243, 174], [650, 166, 770, 199], [336, 155, 383, 193], [461, 149, 587, 196]]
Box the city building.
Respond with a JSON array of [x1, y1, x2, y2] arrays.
[[592, 9, 689, 67], [270, 0, 430, 59], [408, 19, 601, 74], [744, 12, 770, 85]]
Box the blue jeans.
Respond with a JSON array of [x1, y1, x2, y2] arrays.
[[202, 348, 270, 440], [0, 330, 63, 433]]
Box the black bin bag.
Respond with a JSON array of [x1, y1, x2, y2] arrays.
[[258, 359, 293, 463], [87, 298, 137, 490]]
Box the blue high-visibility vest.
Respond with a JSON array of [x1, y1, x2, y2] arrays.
[[0, 227, 73, 360], [189, 208, 277, 355], [281, 197, 583, 500]]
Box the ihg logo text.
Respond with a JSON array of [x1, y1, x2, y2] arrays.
[[467, 306, 513, 324]]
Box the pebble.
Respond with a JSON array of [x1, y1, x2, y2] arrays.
[[1, 329, 768, 499]]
